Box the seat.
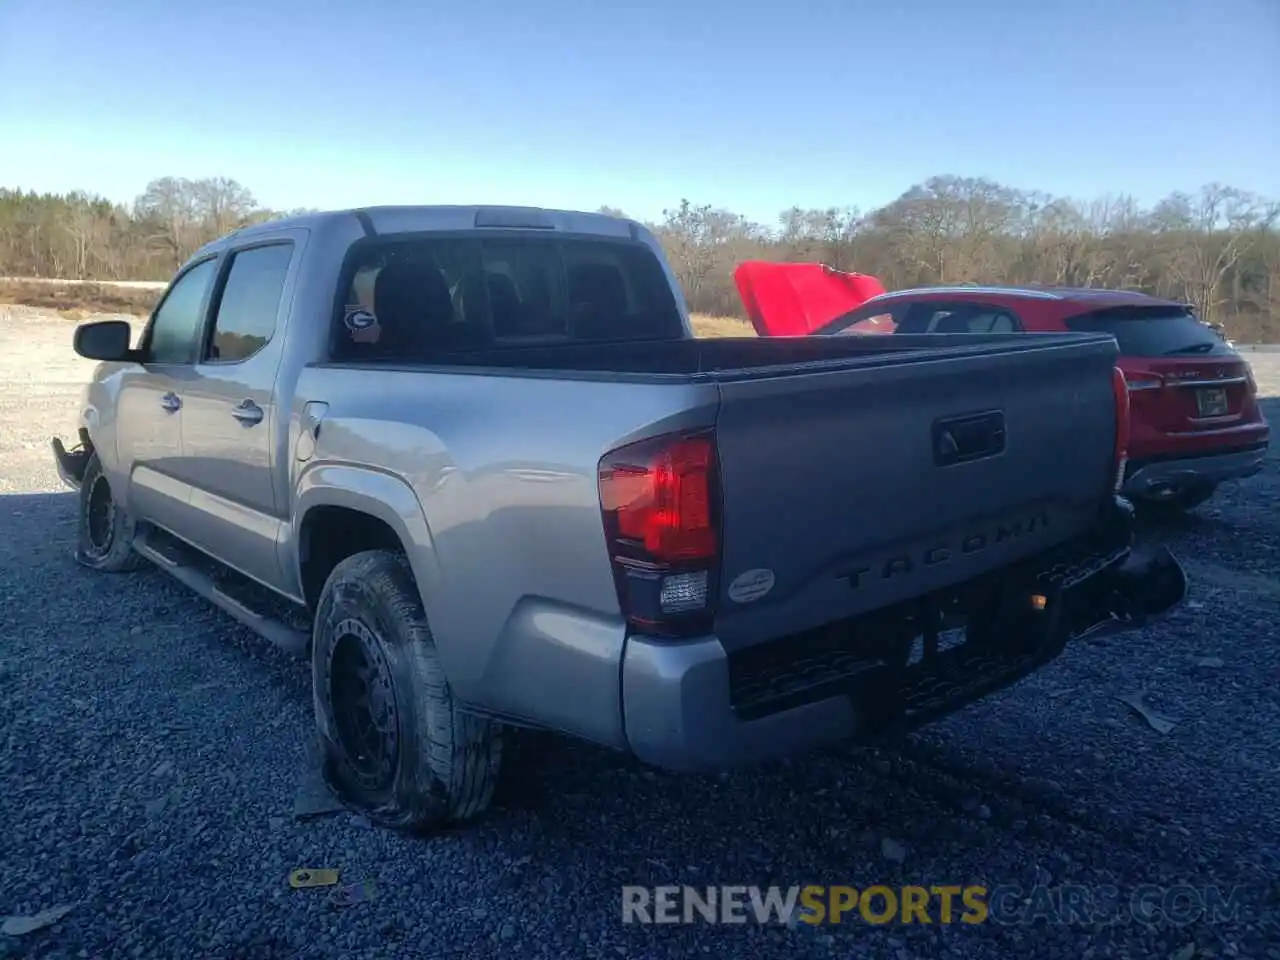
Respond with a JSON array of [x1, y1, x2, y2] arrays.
[[456, 272, 524, 338], [567, 262, 629, 339], [932, 311, 975, 334], [372, 261, 458, 357]]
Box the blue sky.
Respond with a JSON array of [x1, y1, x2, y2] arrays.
[[1, 0, 1276, 225]]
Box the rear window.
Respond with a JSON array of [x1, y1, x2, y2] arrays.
[[1064, 306, 1229, 357], [332, 233, 683, 362]]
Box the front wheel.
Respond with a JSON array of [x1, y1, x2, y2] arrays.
[[75, 453, 143, 572], [311, 549, 504, 832]]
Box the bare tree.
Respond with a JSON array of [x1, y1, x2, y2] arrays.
[[2, 176, 1278, 341], [134, 177, 204, 269], [191, 177, 258, 237], [1151, 184, 1276, 327]]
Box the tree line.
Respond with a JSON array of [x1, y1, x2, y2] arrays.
[[3, 174, 1278, 340]]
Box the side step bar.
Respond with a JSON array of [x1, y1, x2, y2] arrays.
[[133, 528, 310, 659]]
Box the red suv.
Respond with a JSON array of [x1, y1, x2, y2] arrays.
[[806, 286, 1270, 515]]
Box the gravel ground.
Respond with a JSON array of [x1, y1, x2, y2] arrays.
[[1, 307, 1277, 959]]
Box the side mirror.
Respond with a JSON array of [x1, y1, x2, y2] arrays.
[[73, 320, 136, 362]]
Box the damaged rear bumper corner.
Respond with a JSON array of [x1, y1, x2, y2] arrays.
[[1060, 541, 1188, 642], [51, 427, 93, 491], [620, 522, 1188, 772]]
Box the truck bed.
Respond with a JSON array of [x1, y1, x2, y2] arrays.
[[301, 329, 1122, 659], [315, 330, 1110, 379]]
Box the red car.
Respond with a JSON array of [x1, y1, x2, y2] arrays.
[[744, 277, 1270, 515]]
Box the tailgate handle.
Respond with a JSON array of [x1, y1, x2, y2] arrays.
[[933, 410, 1006, 467]]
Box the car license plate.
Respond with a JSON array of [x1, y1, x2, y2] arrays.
[[1196, 387, 1228, 417]]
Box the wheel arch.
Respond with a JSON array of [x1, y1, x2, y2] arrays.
[[291, 464, 442, 619]]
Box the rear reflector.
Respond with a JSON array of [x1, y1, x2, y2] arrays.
[[1123, 372, 1163, 391], [599, 430, 720, 638], [1112, 367, 1130, 493]]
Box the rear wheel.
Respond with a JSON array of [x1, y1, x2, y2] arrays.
[[312, 549, 503, 832], [75, 453, 143, 572], [1135, 484, 1217, 520]]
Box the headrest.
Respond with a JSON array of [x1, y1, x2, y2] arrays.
[[932, 311, 972, 334], [457, 271, 523, 335], [568, 262, 628, 314], [373, 261, 454, 335]]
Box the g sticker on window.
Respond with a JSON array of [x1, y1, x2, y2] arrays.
[[344, 308, 378, 331]]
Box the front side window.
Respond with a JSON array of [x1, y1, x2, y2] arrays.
[[206, 243, 294, 363], [895, 302, 1023, 334], [819, 302, 905, 335], [147, 258, 218, 364]]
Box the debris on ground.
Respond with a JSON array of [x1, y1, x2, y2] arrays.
[[292, 767, 346, 820], [289, 868, 340, 889], [880, 837, 907, 862], [1116, 692, 1178, 734], [329, 880, 377, 907], [2, 905, 73, 937], [1194, 656, 1225, 669]]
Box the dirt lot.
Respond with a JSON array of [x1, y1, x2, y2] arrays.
[[0, 306, 1277, 959]]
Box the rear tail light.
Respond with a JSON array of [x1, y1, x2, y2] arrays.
[[598, 430, 720, 638], [1245, 363, 1258, 395], [1122, 372, 1163, 391], [1112, 367, 1130, 493]]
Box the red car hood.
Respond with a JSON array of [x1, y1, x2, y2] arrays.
[[733, 261, 888, 337]]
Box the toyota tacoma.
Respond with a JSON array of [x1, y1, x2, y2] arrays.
[[53, 205, 1186, 831]]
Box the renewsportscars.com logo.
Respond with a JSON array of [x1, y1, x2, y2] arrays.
[[621, 884, 1249, 927], [623, 885, 987, 926]]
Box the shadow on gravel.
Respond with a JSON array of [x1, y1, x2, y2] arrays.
[[4, 489, 1274, 958]]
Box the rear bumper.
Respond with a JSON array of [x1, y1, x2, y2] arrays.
[[620, 499, 1187, 772], [1122, 440, 1268, 499]]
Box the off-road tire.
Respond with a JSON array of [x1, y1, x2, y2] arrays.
[[75, 452, 144, 572], [312, 549, 503, 832], [1135, 484, 1217, 520]]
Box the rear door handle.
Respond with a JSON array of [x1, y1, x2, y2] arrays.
[[160, 392, 181, 413], [231, 399, 264, 426]]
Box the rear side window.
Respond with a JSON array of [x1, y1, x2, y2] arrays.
[[895, 303, 1021, 334], [206, 243, 294, 363], [331, 234, 683, 362], [1064, 306, 1228, 357]]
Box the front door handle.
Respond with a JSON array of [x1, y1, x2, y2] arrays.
[[160, 392, 181, 413], [231, 399, 264, 426]]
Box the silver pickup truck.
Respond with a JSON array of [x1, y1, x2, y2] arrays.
[[53, 205, 1186, 832]]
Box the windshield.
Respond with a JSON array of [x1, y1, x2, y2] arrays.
[[1063, 306, 1231, 357]]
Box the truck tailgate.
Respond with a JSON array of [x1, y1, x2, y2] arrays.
[[711, 334, 1121, 648]]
